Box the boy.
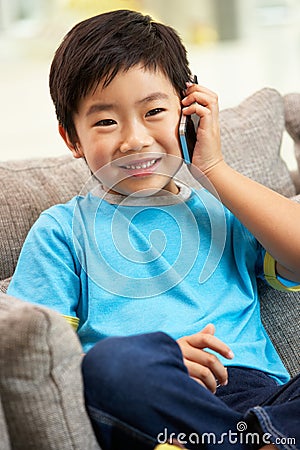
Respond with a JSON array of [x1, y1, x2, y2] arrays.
[[7, 9, 300, 450]]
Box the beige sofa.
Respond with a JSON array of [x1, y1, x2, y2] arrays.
[[0, 88, 299, 450]]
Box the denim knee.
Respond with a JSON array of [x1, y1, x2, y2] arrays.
[[81, 332, 184, 415], [83, 331, 180, 376]]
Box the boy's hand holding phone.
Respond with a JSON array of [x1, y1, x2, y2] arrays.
[[180, 81, 223, 177]]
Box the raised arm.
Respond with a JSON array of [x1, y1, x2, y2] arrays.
[[182, 84, 300, 283]]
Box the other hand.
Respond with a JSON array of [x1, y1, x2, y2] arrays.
[[177, 324, 234, 393]]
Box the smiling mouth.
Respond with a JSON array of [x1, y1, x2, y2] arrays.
[[117, 157, 162, 177], [122, 158, 158, 170]]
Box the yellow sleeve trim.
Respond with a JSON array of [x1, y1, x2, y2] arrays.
[[62, 315, 79, 331], [263, 252, 300, 292]]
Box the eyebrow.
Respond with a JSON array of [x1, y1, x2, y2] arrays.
[[136, 92, 169, 104], [86, 103, 114, 117], [85, 92, 170, 117]]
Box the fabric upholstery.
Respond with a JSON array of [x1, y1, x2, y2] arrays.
[[284, 93, 300, 142], [0, 293, 100, 450], [0, 277, 11, 294], [259, 279, 300, 378], [0, 395, 11, 450], [0, 156, 90, 281], [284, 93, 300, 192], [219, 88, 295, 197]]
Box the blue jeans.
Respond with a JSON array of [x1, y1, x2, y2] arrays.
[[82, 332, 300, 450]]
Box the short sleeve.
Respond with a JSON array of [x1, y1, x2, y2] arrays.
[[7, 210, 81, 329], [263, 251, 300, 292]]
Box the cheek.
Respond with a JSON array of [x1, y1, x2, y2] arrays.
[[81, 140, 118, 182], [79, 150, 107, 180], [164, 118, 182, 155], [168, 107, 181, 141], [80, 136, 112, 168]]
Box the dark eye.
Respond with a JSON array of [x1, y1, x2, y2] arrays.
[[146, 108, 165, 117], [94, 119, 116, 127]]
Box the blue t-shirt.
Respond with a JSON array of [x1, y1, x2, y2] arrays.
[[8, 184, 296, 383]]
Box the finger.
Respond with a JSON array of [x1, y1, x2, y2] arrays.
[[190, 376, 208, 389], [182, 91, 218, 108], [183, 349, 229, 387], [186, 332, 234, 360], [184, 359, 220, 393], [185, 82, 217, 95], [182, 104, 215, 133], [182, 106, 219, 132], [182, 88, 219, 110], [200, 323, 215, 335], [182, 102, 219, 134], [182, 90, 219, 130]]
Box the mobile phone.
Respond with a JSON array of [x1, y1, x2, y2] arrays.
[[179, 75, 199, 164], [179, 113, 199, 164]]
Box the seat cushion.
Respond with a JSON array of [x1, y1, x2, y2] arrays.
[[284, 92, 300, 192]]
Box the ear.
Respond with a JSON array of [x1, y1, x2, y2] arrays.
[[58, 125, 84, 159]]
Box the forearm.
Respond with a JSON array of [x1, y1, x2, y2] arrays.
[[195, 160, 300, 282]]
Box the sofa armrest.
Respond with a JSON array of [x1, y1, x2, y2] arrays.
[[0, 293, 100, 450]]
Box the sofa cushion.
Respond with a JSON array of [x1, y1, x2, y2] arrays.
[[259, 279, 300, 378], [0, 155, 90, 281], [0, 293, 100, 450], [219, 88, 295, 197], [284, 93, 300, 192], [284, 93, 300, 143]]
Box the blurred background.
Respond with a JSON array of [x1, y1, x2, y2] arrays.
[[0, 0, 300, 168]]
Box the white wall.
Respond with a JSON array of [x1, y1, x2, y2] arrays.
[[0, 0, 299, 166]]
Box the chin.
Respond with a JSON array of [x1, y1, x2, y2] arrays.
[[111, 176, 177, 197]]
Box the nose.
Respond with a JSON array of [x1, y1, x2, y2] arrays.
[[119, 122, 153, 153]]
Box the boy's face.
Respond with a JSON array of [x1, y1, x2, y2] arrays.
[[61, 65, 183, 196]]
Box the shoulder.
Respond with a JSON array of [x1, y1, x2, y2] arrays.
[[191, 189, 259, 250], [189, 188, 232, 225], [26, 195, 86, 245], [41, 195, 81, 222], [37, 194, 100, 228]]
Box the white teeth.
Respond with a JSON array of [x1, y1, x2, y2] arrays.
[[125, 159, 157, 170]]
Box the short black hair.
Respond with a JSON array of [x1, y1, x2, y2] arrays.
[[49, 9, 192, 143]]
